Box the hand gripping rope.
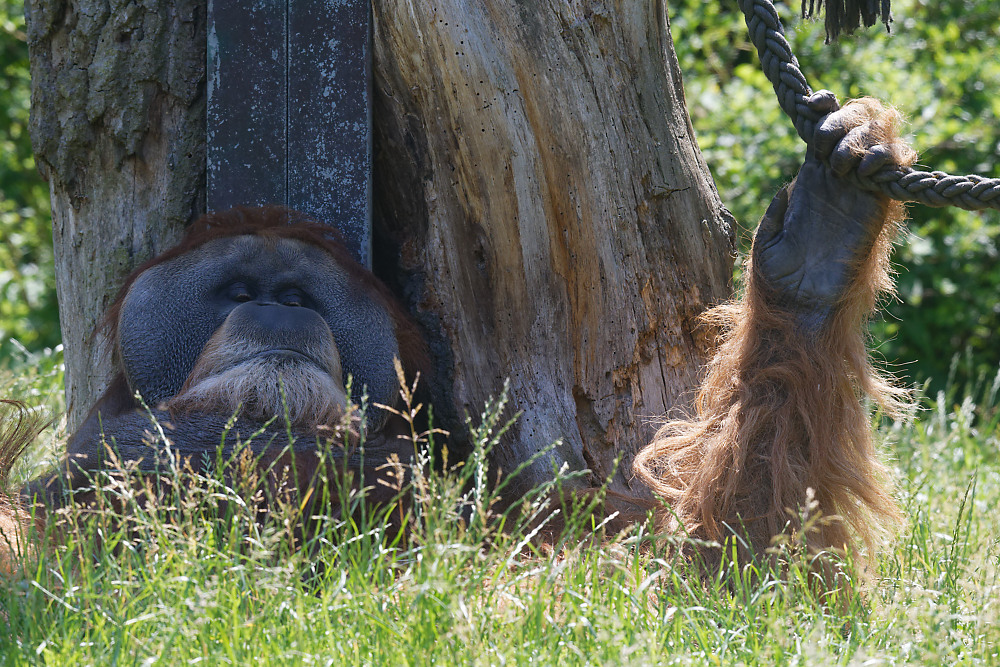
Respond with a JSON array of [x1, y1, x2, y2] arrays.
[[737, 0, 1000, 210]]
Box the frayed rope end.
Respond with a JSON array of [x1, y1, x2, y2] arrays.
[[802, 0, 892, 43]]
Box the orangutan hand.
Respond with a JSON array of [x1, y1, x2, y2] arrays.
[[751, 92, 916, 328]]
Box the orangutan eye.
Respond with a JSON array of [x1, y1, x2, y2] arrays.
[[227, 282, 253, 303], [280, 290, 305, 307]]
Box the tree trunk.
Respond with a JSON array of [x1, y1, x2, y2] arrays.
[[28, 0, 735, 500], [371, 0, 735, 497], [26, 0, 206, 428]]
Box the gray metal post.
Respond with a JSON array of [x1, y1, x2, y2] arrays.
[[207, 0, 372, 266]]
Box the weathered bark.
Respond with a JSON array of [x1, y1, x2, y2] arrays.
[[371, 1, 735, 496], [28, 0, 735, 501], [26, 0, 206, 428]]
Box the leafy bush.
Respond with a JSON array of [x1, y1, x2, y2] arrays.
[[0, 0, 58, 365], [670, 0, 1000, 391]]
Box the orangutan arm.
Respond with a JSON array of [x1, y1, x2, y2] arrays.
[[634, 94, 916, 572]]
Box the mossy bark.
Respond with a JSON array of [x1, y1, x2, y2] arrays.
[[26, 0, 206, 428]]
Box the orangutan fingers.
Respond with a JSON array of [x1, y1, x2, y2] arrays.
[[858, 144, 893, 176], [805, 89, 840, 116], [829, 121, 874, 176], [812, 104, 874, 161], [813, 112, 859, 160]]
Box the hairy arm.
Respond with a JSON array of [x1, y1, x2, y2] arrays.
[[634, 94, 916, 571]]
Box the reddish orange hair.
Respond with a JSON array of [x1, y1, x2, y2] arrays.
[[634, 99, 916, 577]]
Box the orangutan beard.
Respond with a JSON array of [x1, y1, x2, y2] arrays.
[[166, 337, 350, 430]]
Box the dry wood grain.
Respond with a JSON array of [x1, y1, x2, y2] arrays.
[[372, 0, 735, 496]]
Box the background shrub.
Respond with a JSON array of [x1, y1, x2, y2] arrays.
[[0, 0, 57, 366]]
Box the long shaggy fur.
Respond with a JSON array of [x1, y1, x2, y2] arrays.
[[802, 0, 892, 42], [634, 100, 914, 573], [0, 401, 47, 575]]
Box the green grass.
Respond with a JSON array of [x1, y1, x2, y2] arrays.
[[1, 356, 999, 666]]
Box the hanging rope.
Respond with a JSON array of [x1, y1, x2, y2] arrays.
[[736, 0, 1000, 210]]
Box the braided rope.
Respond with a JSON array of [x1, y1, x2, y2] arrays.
[[737, 0, 1000, 210]]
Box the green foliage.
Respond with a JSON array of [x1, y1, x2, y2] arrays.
[[1, 371, 998, 664], [670, 0, 1000, 391], [0, 0, 58, 365]]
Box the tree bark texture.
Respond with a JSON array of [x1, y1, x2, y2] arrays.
[[27, 0, 736, 501], [371, 0, 735, 497], [26, 0, 205, 428]]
